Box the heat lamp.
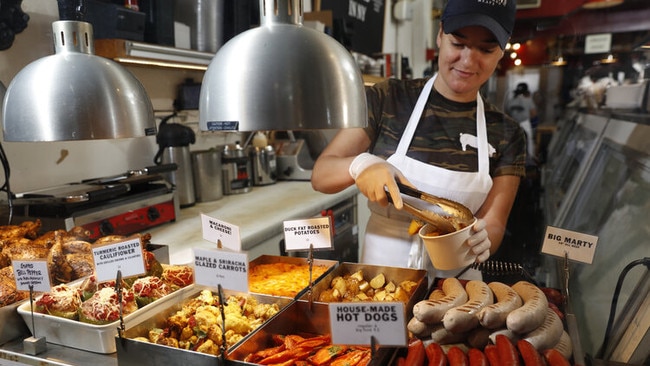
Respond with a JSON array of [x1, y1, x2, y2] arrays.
[[1, 0, 156, 142], [199, 0, 368, 132]]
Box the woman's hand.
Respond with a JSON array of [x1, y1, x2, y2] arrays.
[[353, 157, 409, 208], [467, 218, 491, 263]]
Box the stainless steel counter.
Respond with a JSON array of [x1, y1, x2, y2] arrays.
[[147, 181, 359, 264]]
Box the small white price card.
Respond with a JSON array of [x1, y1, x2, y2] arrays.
[[283, 217, 332, 252], [12, 260, 51, 292], [541, 226, 599, 264], [201, 213, 242, 251], [193, 247, 249, 292], [92, 237, 146, 282], [329, 302, 407, 346]]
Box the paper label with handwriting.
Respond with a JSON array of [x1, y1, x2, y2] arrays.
[[201, 213, 242, 251], [329, 302, 407, 346], [193, 247, 249, 292], [283, 217, 332, 252], [92, 238, 146, 282], [13, 260, 51, 292], [541, 226, 598, 264]]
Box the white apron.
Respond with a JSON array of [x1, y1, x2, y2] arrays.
[[361, 75, 493, 279]]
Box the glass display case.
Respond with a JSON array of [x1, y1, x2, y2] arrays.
[[553, 116, 650, 364], [542, 112, 609, 226]]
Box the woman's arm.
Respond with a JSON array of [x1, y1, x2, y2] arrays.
[[475, 174, 521, 255], [311, 128, 372, 194]]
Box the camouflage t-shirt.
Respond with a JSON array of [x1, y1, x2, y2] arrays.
[[365, 78, 526, 178]]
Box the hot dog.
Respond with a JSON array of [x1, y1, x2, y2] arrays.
[[522, 308, 564, 351], [414, 278, 468, 324], [550, 330, 573, 360], [478, 282, 523, 329], [507, 281, 548, 334], [442, 281, 494, 333]]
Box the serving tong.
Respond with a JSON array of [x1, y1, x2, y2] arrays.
[[388, 182, 474, 233]]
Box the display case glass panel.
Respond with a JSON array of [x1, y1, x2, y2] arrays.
[[559, 119, 650, 361], [543, 113, 608, 225]]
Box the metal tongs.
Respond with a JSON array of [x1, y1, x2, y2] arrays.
[[388, 182, 474, 233]]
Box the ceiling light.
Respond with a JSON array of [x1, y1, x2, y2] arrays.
[[551, 56, 568, 66], [582, 0, 624, 9], [600, 54, 618, 64], [2, 19, 156, 142], [199, 0, 367, 132]]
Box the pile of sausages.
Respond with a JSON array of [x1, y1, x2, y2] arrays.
[[406, 278, 572, 362]]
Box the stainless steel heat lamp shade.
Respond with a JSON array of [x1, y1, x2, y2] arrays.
[[199, 0, 367, 132], [2, 19, 156, 141]]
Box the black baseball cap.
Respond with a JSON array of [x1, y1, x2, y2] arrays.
[[441, 0, 517, 49]]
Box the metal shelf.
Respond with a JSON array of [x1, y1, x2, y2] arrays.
[[94, 39, 215, 71]]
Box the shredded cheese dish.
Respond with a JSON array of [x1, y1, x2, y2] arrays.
[[248, 262, 330, 297]]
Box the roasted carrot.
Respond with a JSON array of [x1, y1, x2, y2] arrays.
[[294, 334, 332, 350], [308, 345, 349, 365], [244, 344, 286, 363], [468, 348, 489, 366], [496, 334, 521, 366], [426, 342, 448, 366], [330, 349, 368, 366]]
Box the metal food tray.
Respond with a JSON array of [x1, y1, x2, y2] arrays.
[[299, 262, 428, 317], [226, 300, 396, 365], [16, 282, 194, 354], [248, 255, 338, 299], [0, 300, 30, 345], [115, 286, 294, 366]]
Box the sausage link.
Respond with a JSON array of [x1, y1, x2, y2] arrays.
[[414, 278, 468, 324], [442, 281, 494, 333], [506, 281, 548, 334], [478, 282, 523, 329], [522, 308, 564, 351]]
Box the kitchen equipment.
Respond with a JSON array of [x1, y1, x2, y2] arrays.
[[154, 117, 196, 207], [191, 149, 223, 202], [86, 0, 146, 41], [274, 139, 315, 181], [7, 165, 178, 240], [2, 3, 156, 142], [174, 0, 224, 53], [198, 0, 367, 132], [221, 142, 252, 194], [386, 182, 474, 234], [249, 144, 277, 186]]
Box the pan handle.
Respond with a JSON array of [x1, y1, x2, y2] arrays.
[[142, 163, 177, 175], [85, 184, 130, 202]]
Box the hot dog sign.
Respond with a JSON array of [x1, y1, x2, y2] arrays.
[[541, 226, 599, 264]]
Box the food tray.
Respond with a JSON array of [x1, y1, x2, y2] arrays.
[[116, 286, 294, 366], [226, 300, 396, 365], [248, 255, 338, 299], [0, 300, 30, 345], [299, 262, 428, 317], [17, 283, 194, 354]]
